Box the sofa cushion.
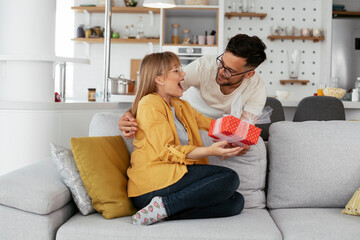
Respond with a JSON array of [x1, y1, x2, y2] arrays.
[[50, 142, 95, 215], [71, 135, 137, 219], [56, 209, 282, 240], [0, 159, 71, 215], [203, 131, 267, 209], [89, 112, 134, 153], [267, 121, 360, 209], [270, 208, 360, 240], [0, 202, 77, 240]]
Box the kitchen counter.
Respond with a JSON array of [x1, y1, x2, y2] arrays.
[[277, 99, 360, 120], [278, 99, 360, 109], [3, 98, 360, 111], [0, 100, 131, 110]]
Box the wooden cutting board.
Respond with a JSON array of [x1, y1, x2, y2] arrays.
[[129, 59, 141, 93], [130, 59, 141, 81]]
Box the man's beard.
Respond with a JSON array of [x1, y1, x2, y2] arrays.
[[216, 70, 245, 87]]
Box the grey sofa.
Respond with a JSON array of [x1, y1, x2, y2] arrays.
[[0, 112, 359, 240]]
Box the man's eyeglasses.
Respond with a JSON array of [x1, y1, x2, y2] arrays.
[[216, 53, 253, 78]]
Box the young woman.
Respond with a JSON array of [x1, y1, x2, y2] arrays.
[[127, 52, 245, 226]]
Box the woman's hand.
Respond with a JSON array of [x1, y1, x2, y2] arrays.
[[187, 140, 242, 160], [118, 111, 138, 139], [208, 140, 243, 160]]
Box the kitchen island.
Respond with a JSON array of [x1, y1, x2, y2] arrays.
[[0, 100, 131, 176]]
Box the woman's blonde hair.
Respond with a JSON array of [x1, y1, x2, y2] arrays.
[[131, 51, 180, 117]]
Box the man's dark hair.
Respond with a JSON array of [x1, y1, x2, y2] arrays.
[[225, 34, 267, 69]]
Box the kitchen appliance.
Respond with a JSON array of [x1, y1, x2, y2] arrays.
[[162, 7, 218, 66], [331, 18, 360, 91], [162, 45, 218, 66]]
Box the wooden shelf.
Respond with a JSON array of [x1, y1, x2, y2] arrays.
[[225, 12, 267, 19], [71, 6, 160, 14], [162, 43, 217, 47], [268, 35, 325, 42], [280, 80, 310, 85], [72, 38, 160, 44], [333, 11, 360, 17]]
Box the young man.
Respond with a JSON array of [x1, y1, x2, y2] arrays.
[[118, 34, 267, 155]]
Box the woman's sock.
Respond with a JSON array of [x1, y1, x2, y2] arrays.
[[132, 196, 168, 226]]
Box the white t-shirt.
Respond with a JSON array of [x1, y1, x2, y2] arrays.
[[181, 55, 267, 119]]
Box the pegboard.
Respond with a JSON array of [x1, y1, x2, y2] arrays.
[[224, 0, 327, 99]]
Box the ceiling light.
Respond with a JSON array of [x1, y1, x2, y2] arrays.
[[143, 0, 176, 8]]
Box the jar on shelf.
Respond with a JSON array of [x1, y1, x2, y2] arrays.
[[248, 0, 255, 13], [76, 24, 85, 38], [129, 24, 135, 38], [182, 29, 191, 44], [93, 26, 103, 37], [136, 16, 144, 39], [85, 27, 92, 38], [242, 0, 249, 12], [171, 24, 180, 44], [123, 25, 130, 39], [88, 88, 96, 102]]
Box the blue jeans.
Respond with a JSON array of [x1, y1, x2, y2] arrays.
[[131, 164, 244, 220]]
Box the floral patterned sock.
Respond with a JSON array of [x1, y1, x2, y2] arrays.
[[132, 196, 167, 226]]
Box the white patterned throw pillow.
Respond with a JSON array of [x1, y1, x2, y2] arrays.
[[50, 143, 95, 215]]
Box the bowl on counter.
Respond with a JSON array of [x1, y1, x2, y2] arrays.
[[276, 90, 290, 100], [323, 87, 346, 99]]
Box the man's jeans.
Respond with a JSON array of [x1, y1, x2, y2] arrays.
[[131, 164, 244, 220]]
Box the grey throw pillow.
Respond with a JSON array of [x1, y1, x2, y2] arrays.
[[50, 143, 95, 215]]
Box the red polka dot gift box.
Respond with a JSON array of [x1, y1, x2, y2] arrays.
[[208, 115, 262, 146]]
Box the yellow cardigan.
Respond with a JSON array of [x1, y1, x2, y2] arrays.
[[127, 93, 213, 197]]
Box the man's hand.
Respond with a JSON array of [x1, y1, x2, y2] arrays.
[[118, 111, 138, 139], [228, 143, 250, 156]]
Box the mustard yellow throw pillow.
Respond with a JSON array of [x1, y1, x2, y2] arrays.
[[71, 135, 136, 219], [342, 188, 360, 216]]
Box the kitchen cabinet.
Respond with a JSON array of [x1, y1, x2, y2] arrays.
[[161, 5, 222, 66], [162, 7, 219, 46], [71, 6, 160, 44]]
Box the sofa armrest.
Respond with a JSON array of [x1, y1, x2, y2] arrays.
[[0, 159, 72, 215]]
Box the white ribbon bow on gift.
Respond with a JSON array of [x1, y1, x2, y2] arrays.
[[211, 93, 273, 145]]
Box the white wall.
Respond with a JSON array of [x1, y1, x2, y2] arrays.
[[224, 0, 333, 100]]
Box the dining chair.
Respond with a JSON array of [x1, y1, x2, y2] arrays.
[[256, 97, 285, 141], [293, 96, 345, 122]]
